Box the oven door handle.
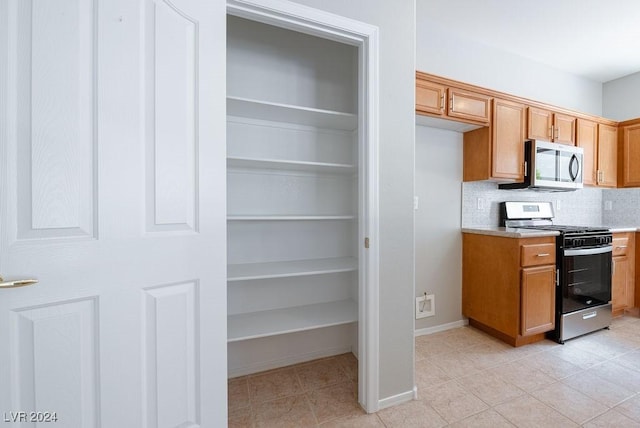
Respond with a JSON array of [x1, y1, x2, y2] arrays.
[[564, 246, 612, 256]]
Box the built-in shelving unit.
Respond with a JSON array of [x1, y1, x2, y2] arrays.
[[227, 215, 355, 221], [227, 156, 355, 175], [228, 299, 358, 342], [227, 14, 359, 377], [227, 96, 357, 131], [228, 257, 358, 281]]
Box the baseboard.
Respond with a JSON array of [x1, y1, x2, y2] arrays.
[[414, 319, 468, 337], [378, 389, 414, 410], [227, 345, 352, 378]]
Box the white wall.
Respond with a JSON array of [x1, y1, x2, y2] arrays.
[[414, 127, 463, 330], [289, 0, 416, 403], [416, 2, 603, 116], [603, 71, 640, 120]]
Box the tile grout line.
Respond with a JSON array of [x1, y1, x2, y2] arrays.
[[292, 365, 321, 427]]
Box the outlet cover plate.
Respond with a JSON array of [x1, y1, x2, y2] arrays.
[[415, 294, 435, 319]]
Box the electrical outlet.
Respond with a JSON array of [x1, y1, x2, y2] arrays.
[[476, 198, 485, 211], [415, 294, 435, 319], [556, 200, 561, 211], [604, 200, 613, 211], [414, 196, 419, 210]]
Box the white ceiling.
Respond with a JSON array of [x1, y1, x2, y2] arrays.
[[419, 0, 640, 83]]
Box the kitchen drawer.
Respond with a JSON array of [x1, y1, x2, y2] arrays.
[[612, 236, 629, 256], [521, 243, 556, 267]]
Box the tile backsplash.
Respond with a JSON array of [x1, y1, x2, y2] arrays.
[[602, 188, 640, 226], [462, 181, 603, 227]]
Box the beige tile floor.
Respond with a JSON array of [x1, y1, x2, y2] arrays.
[[228, 315, 640, 427]]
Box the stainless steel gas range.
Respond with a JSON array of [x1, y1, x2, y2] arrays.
[[501, 201, 612, 344]]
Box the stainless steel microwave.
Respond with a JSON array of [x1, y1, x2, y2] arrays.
[[499, 140, 583, 191]]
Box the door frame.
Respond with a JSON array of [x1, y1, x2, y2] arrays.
[[226, 0, 380, 413]]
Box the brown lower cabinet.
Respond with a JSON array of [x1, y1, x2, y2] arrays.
[[637, 232, 640, 310], [612, 232, 636, 317], [462, 233, 556, 347]]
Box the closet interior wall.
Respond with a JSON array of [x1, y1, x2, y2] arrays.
[[226, 15, 360, 377]]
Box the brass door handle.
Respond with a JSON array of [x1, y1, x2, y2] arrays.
[[0, 276, 38, 288]]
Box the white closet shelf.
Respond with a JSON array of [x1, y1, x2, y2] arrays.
[[227, 299, 357, 342], [227, 215, 355, 221], [227, 156, 356, 174], [228, 257, 357, 281], [227, 96, 357, 131]]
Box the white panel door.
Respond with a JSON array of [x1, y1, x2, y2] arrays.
[[0, 0, 227, 427]]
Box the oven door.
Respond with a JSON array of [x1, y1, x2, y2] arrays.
[[561, 246, 612, 313]]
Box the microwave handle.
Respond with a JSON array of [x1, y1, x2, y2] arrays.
[[569, 154, 580, 182]]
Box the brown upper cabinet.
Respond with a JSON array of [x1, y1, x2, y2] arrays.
[[576, 119, 617, 187], [576, 119, 598, 186], [415, 79, 446, 116], [464, 98, 526, 182], [416, 75, 491, 125], [447, 88, 492, 124], [416, 71, 639, 188], [528, 107, 576, 145], [618, 120, 640, 187], [598, 124, 618, 187]]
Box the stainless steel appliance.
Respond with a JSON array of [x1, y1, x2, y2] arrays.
[[501, 201, 612, 344], [499, 140, 583, 191]]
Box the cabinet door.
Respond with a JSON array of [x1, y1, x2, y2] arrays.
[[521, 265, 556, 336], [528, 107, 553, 141], [554, 113, 576, 145], [612, 256, 629, 315], [416, 80, 446, 116], [636, 232, 640, 309], [597, 124, 618, 187], [447, 88, 491, 124], [576, 119, 598, 186], [620, 123, 640, 187], [492, 99, 526, 180]]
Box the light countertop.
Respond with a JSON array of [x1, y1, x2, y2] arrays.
[[606, 226, 638, 233], [463, 226, 639, 238], [461, 227, 560, 238]]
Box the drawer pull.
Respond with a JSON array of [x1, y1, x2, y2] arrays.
[[536, 253, 550, 257], [616, 246, 628, 249]]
